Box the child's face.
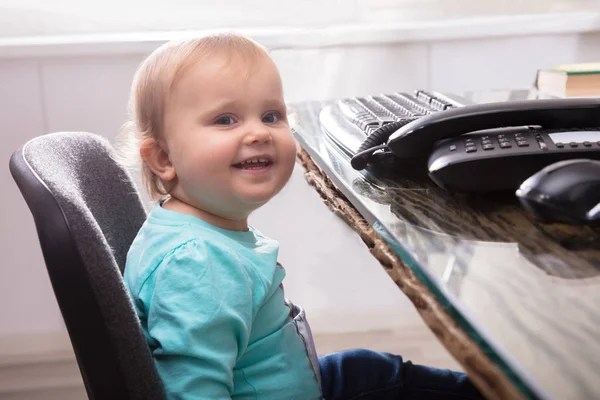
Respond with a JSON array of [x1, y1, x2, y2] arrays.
[[161, 54, 296, 221]]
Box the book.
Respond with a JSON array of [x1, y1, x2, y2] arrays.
[[535, 62, 600, 98]]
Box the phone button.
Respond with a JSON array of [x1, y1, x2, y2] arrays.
[[499, 142, 512, 149], [516, 140, 529, 147], [538, 142, 548, 151], [449, 144, 457, 151], [584, 141, 592, 147], [570, 142, 579, 148], [556, 142, 565, 148], [465, 146, 477, 153], [482, 144, 494, 150]]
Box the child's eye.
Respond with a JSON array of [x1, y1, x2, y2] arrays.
[[262, 112, 280, 124], [214, 115, 236, 125]]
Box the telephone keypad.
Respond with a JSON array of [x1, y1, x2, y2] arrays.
[[481, 136, 494, 150], [457, 133, 548, 153], [498, 134, 512, 148], [514, 132, 530, 147], [456, 130, 569, 153]]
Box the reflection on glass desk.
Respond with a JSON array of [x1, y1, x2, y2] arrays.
[[290, 88, 600, 400]]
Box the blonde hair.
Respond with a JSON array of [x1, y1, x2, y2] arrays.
[[119, 32, 270, 201]]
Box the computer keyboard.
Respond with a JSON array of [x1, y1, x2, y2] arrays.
[[339, 91, 463, 134], [319, 90, 468, 156]]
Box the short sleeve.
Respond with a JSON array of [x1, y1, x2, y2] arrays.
[[145, 239, 255, 399]]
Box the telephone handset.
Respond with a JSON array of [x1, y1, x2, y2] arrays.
[[384, 98, 600, 158]]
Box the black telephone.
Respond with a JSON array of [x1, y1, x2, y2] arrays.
[[319, 91, 600, 193]]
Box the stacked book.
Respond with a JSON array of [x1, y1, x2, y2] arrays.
[[535, 62, 600, 98]]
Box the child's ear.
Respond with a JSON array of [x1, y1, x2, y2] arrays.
[[140, 138, 176, 182]]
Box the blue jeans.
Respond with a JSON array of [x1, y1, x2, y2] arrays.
[[318, 349, 485, 400]]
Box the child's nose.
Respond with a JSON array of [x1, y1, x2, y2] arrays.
[[244, 122, 272, 144]]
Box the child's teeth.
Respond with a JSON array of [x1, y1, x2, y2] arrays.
[[238, 157, 271, 167], [242, 158, 269, 164]]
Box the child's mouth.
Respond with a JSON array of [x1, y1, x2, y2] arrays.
[[233, 158, 273, 170]]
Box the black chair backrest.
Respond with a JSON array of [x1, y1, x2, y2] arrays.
[[9, 132, 166, 400]]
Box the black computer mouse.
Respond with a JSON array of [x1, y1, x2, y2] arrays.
[[516, 159, 600, 225]]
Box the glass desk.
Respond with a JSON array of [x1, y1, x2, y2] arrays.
[[290, 89, 600, 400]]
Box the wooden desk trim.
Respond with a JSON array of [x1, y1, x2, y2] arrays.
[[296, 147, 525, 400]]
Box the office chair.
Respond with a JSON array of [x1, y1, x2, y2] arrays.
[[9, 132, 166, 400]]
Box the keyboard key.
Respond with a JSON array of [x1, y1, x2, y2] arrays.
[[377, 96, 413, 118], [338, 99, 378, 127], [415, 90, 456, 110], [415, 90, 434, 104], [356, 98, 397, 125], [387, 93, 433, 116]]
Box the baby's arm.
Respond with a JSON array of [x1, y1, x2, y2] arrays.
[[144, 240, 254, 399]]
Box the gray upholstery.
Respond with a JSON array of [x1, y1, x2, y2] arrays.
[[22, 131, 165, 399]]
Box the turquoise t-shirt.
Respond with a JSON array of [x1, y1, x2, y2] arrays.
[[124, 204, 322, 400]]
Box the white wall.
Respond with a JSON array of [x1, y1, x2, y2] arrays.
[[0, 0, 596, 38], [1, 15, 599, 353]]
